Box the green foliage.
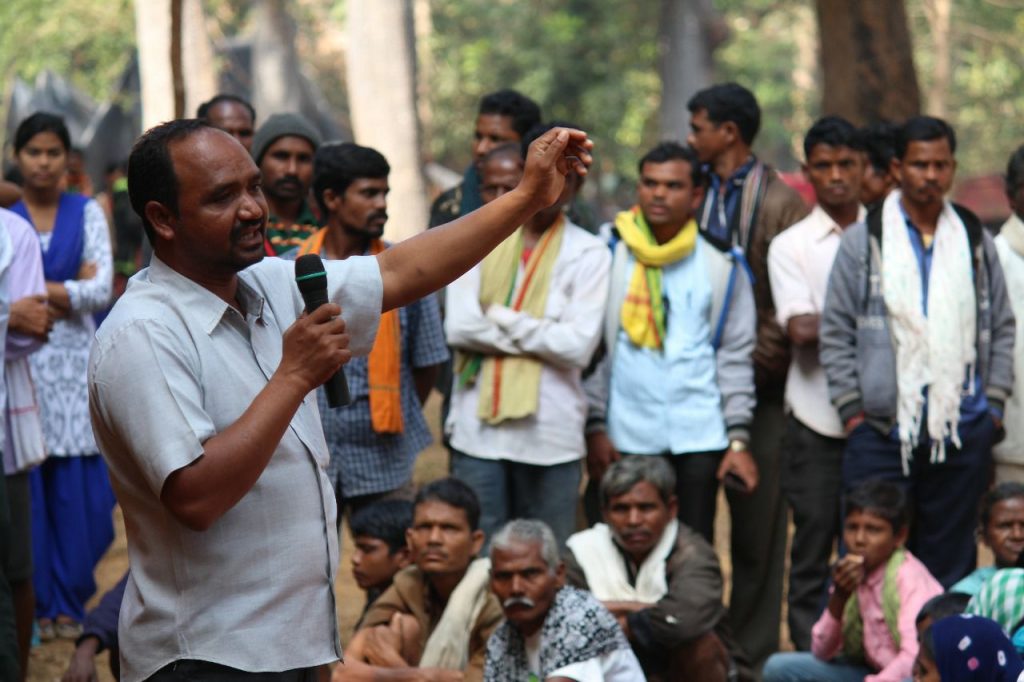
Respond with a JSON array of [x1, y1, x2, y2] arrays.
[[0, 0, 135, 107]]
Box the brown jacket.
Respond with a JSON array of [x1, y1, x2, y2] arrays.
[[359, 565, 503, 681], [698, 164, 809, 396], [564, 523, 751, 680]]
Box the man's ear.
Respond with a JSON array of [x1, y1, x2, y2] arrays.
[[667, 495, 679, 520], [895, 524, 910, 547], [145, 201, 177, 242], [889, 157, 903, 185], [322, 188, 343, 214], [690, 185, 706, 214], [722, 121, 740, 146], [393, 546, 411, 570], [555, 561, 566, 587], [471, 529, 485, 557]]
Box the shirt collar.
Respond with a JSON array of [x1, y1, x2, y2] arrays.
[[148, 256, 266, 335], [809, 204, 866, 241]]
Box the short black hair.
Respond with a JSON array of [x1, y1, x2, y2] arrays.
[[14, 111, 71, 154], [845, 479, 909, 533], [312, 142, 390, 215], [803, 116, 862, 160], [1006, 145, 1024, 196], [196, 94, 256, 125], [895, 116, 957, 159], [638, 142, 704, 187], [979, 482, 1024, 531], [478, 89, 542, 139], [858, 121, 899, 174], [915, 592, 970, 626], [127, 118, 212, 244], [415, 478, 481, 531], [687, 83, 761, 146], [520, 120, 583, 161], [349, 499, 414, 554]]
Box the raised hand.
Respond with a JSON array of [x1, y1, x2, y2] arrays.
[[518, 127, 594, 211]]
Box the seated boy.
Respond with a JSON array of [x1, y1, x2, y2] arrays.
[[763, 479, 943, 682], [950, 482, 1024, 596], [350, 499, 413, 626]]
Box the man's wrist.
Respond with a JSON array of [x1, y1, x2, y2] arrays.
[[728, 439, 749, 453]]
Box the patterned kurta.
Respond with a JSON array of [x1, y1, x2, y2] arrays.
[[30, 199, 112, 456]]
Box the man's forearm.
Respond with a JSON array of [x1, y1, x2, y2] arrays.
[[160, 372, 308, 531], [378, 188, 537, 311]]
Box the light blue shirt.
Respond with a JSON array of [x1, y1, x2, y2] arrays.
[[608, 238, 727, 454]]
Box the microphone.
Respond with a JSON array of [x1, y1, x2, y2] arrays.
[[295, 254, 351, 408]]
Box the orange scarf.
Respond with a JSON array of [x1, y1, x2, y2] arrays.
[[298, 230, 403, 433]]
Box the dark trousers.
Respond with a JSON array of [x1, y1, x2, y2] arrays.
[[780, 415, 844, 651], [842, 415, 995, 588], [728, 397, 788, 672], [0, 469, 20, 681], [148, 660, 318, 681]]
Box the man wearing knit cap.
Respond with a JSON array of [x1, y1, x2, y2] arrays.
[[252, 112, 323, 255]]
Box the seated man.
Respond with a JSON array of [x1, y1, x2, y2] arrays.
[[350, 499, 413, 626], [950, 482, 1024, 596], [335, 478, 502, 682], [763, 480, 943, 682], [484, 519, 642, 681], [564, 457, 750, 682]]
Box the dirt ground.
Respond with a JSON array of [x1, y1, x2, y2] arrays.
[[29, 392, 927, 680]]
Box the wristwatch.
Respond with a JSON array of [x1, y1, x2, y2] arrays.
[[728, 439, 748, 453]]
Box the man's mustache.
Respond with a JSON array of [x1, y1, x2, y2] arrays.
[[368, 211, 388, 224], [502, 596, 536, 609], [273, 175, 303, 190]]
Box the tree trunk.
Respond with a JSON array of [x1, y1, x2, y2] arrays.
[[922, 0, 952, 119], [134, 0, 184, 129], [251, 0, 304, 118], [658, 0, 719, 140], [181, 0, 219, 117], [815, 0, 921, 125], [346, 0, 428, 242]]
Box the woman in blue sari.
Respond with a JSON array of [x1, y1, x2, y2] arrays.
[[11, 112, 114, 641]]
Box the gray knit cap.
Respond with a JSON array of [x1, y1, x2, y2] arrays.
[[251, 113, 322, 165]]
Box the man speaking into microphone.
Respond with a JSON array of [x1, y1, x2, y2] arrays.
[[87, 119, 591, 682]]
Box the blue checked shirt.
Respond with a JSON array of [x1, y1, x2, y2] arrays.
[[318, 291, 449, 498]]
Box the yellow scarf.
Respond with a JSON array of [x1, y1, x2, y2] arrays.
[[615, 208, 697, 349], [455, 217, 565, 424], [298, 229, 403, 433]]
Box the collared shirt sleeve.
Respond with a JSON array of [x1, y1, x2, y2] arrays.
[[64, 200, 113, 314], [3, 210, 46, 359], [810, 596, 844, 662], [90, 319, 214, 498], [768, 230, 817, 327], [322, 255, 384, 357], [484, 244, 611, 370], [444, 264, 520, 356], [406, 293, 449, 369]]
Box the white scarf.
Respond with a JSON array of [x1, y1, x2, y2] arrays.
[[4, 357, 46, 473], [419, 557, 491, 670], [565, 520, 678, 602], [881, 190, 976, 474]]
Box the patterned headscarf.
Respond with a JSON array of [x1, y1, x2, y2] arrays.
[[483, 586, 630, 681], [930, 615, 1024, 681]]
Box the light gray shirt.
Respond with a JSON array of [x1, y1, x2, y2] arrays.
[[89, 255, 382, 682]]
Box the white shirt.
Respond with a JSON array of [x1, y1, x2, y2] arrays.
[[524, 629, 643, 682], [445, 220, 610, 465], [89, 255, 382, 682], [768, 205, 864, 438]]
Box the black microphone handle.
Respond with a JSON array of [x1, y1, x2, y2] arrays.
[[301, 292, 351, 409]]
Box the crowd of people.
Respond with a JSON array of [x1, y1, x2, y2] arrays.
[[1, 79, 1024, 682]]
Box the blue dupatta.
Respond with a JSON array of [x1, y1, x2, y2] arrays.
[[11, 193, 89, 282]]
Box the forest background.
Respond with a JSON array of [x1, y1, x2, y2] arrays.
[[0, 0, 1021, 238]]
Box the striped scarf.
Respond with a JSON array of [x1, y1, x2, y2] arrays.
[[455, 218, 565, 424]]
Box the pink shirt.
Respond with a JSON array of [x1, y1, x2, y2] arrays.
[[811, 550, 942, 682], [768, 205, 865, 438]]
